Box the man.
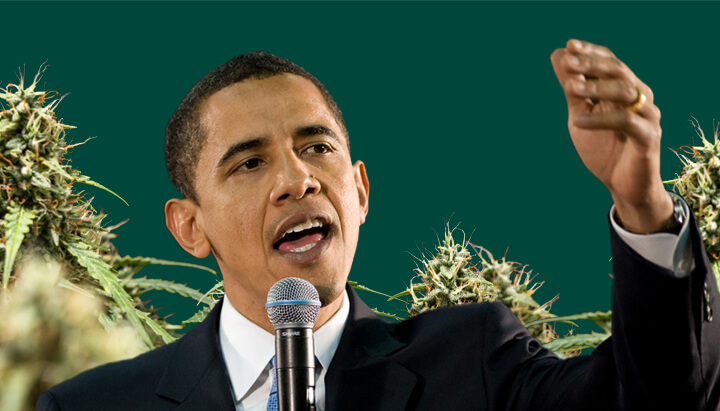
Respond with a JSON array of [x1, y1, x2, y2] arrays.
[[38, 39, 720, 410]]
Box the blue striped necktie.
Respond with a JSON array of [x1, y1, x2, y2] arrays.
[[267, 356, 278, 411]]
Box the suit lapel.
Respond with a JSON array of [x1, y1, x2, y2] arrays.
[[325, 285, 418, 410], [155, 300, 235, 410]]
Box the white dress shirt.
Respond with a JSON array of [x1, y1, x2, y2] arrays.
[[218, 195, 693, 410], [611, 194, 694, 277], [219, 290, 350, 411]]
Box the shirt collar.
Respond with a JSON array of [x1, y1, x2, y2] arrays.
[[314, 290, 350, 372], [218, 297, 275, 403], [218, 290, 350, 403]]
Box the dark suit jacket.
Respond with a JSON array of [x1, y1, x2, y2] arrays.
[[38, 217, 720, 410]]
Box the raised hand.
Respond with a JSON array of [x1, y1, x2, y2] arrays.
[[551, 39, 673, 233]]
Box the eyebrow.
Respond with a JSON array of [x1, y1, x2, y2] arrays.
[[216, 138, 266, 169], [215, 125, 341, 170], [295, 125, 339, 141]]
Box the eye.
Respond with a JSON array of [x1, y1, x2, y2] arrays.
[[232, 157, 265, 174], [303, 143, 333, 155]]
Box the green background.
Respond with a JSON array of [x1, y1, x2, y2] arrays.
[[3, 1, 717, 328]]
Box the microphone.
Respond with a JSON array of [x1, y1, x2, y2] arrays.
[[265, 277, 321, 411]]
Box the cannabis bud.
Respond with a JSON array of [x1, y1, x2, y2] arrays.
[[0, 66, 176, 349], [668, 117, 720, 285]]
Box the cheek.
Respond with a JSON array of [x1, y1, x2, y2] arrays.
[[202, 197, 266, 254], [335, 173, 363, 227]]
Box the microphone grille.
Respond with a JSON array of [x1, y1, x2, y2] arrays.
[[265, 277, 321, 328]]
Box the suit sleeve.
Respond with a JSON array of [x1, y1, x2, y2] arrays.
[[36, 392, 61, 411], [606, 210, 720, 409], [483, 212, 720, 411], [610, 192, 694, 277]]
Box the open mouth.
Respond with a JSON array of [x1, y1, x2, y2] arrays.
[[273, 218, 331, 253]]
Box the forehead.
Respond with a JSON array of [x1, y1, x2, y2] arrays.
[[198, 74, 342, 144]]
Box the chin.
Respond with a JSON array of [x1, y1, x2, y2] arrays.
[[314, 281, 346, 307]]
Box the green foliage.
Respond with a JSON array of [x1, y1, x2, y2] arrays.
[[370, 308, 405, 321], [109, 255, 218, 325], [182, 281, 224, 325], [124, 277, 208, 303], [2, 204, 34, 287], [666, 117, 720, 284], [352, 225, 601, 355], [0, 67, 104, 291], [0, 67, 109, 283], [525, 310, 612, 333], [108, 254, 216, 275], [543, 332, 610, 357], [472, 244, 559, 344], [0, 259, 143, 411], [183, 305, 214, 325], [347, 280, 403, 302], [526, 311, 612, 357], [68, 244, 172, 346], [0, 67, 214, 350], [396, 226, 560, 344], [406, 228, 496, 315]]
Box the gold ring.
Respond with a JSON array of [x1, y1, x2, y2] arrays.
[[627, 88, 646, 113]]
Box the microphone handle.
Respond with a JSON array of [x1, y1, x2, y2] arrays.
[[275, 327, 316, 411]]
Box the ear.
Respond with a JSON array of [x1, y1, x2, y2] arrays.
[[164, 198, 212, 258], [353, 160, 370, 224]]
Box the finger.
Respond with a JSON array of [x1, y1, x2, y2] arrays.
[[566, 79, 659, 120], [564, 45, 656, 103], [551, 48, 584, 86], [566, 39, 616, 59], [561, 51, 657, 108], [553, 49, 635, 112], [565, 42, 657, 103], [572, 110, 662, 145], [551, 48, 597, 110], [635, 78, 655, 104], [568, 78, 636, 104], [565, 54, 632, 82], [552, 46, 657, 117]]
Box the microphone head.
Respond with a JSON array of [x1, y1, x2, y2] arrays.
[[265, 277, 321, 329]]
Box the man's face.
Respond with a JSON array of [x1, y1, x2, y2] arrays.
[[174, 74, 368, 315]]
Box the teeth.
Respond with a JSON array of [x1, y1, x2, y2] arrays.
[[283, 218, 324, 237], [290, 243, 318, 253]]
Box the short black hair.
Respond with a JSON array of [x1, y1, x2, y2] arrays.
[[165, 52, 347, 203]]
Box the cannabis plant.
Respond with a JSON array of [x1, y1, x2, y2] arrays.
[[0, 67, 214, 349], [98, 223, 219, 345], [666, 117, 720, 285], [391, 227, 559, 343], [0, 259, 143, 411], [405, 229, 496, 314], [359, 225, 612, 357], [470, 243, 559, 344]]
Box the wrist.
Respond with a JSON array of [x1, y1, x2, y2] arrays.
[[613, 190, 675, 234]]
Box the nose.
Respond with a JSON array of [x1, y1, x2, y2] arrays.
[[270, 154, 321, 204]]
